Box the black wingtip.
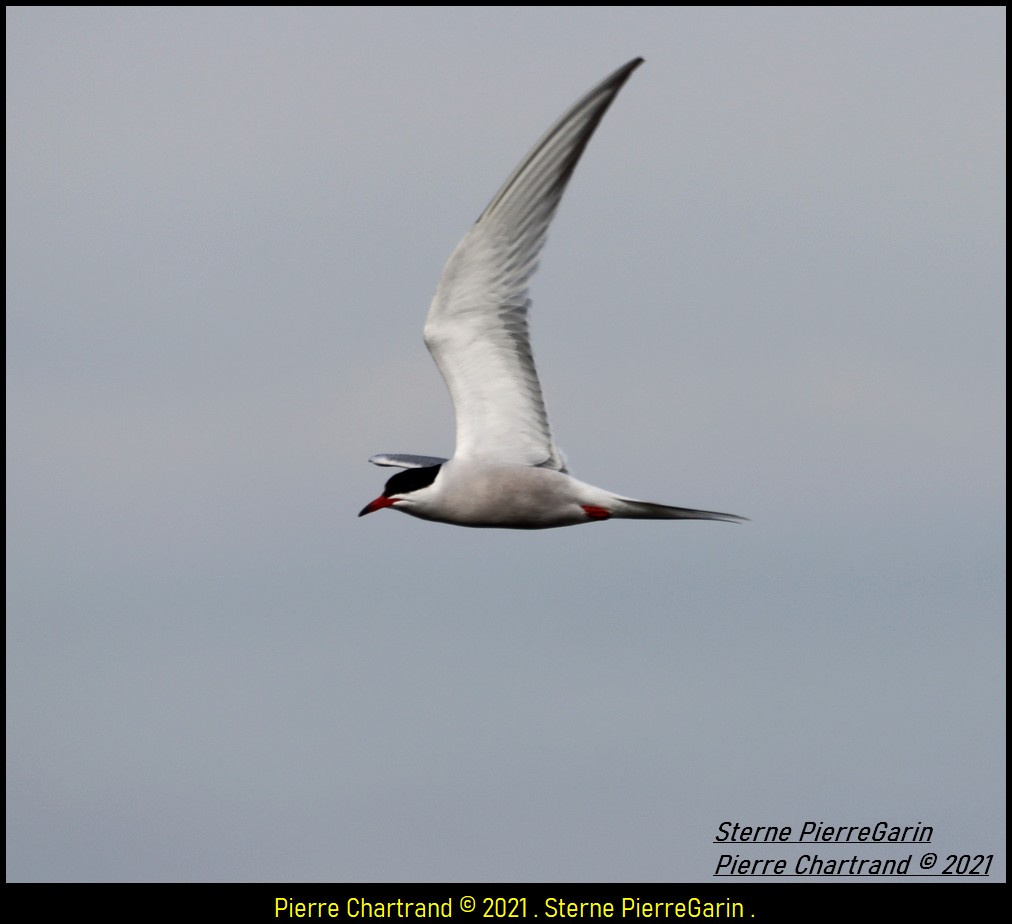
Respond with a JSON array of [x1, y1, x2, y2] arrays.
[[607, 58, 645, 87]]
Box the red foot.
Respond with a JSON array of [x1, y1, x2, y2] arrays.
[[581, 505, 611, 520]]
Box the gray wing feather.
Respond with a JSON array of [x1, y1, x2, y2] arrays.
[[369, 453, 449, 469]]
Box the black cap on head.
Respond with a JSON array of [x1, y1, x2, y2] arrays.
[[383, 464, 442, 498]]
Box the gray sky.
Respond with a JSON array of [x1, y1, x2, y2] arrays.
[[6, 7, 1005, 882]]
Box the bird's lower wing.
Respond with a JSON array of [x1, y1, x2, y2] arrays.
[[369, 453, 449, 469]]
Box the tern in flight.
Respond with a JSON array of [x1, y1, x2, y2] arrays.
[[360, 58, 744, 529]]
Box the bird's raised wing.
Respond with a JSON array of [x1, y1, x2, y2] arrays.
[[423, 58, 643, 470]]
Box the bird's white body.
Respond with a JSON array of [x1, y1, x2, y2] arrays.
[[360, 58, 744, 530], [388, 461, 606, 529]]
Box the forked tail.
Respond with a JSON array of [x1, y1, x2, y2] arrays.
[[612, 498, 747, 523]]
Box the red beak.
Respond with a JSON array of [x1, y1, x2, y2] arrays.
[[358, 495, 397, 517]]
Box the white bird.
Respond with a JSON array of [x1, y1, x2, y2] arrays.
[[360, 58, 744, 529]]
